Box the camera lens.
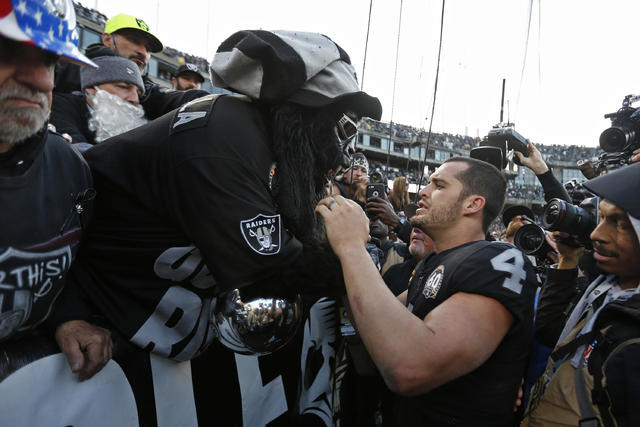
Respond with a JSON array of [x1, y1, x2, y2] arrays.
[[542, 198, 597, 245], [599, 126, 634, 152], [514, 224, 546, 255], [542, 199, 564, 228]]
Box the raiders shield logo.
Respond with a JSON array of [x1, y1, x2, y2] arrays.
[[0, 246, 73, 340], [422, 265, 445, 299], [240, 214, 282, 255]]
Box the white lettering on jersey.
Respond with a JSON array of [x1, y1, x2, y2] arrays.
[[154, 246, 215, 289], [490, 248, 526, 294], [131, 286, 216, 360], [172, 111, 206, 128], [299, 298, 337, 425], [235, 354, 288, 426]]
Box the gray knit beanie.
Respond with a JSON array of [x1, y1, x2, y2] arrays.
[[80, 56, 145, 94]]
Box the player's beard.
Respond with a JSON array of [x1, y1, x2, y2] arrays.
[[87, 88, 148, 142], [410, 196, 464, 236], [0, 80, 49, 146], [270, 103, 344, 246]]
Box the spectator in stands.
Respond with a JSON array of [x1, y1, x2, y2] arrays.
[[390, 176, 410, 212], [172, 63, 205, 90], [331, 152, 369, 200], [0, 0, 110, 379], [54, 13, 208, 120], [51, 56, 146, 151]]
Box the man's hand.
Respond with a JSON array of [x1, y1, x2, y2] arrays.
[[55, 320, 112, 381], [365, 196, 400, 229], [513, 378, 524, 413], [514, 140, 549, 175], [47, 123, 72, 143], [632, 147, 640, 164], [551, 231, 585, 269], [315, 196, 370, 259]]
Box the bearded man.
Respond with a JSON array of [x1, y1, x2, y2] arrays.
[[51, 55, 147, 151], [0, 0, 110, 358], [318, 157, 538, 426], [51, 30, 381, 387]]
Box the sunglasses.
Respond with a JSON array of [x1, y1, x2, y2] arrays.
[[335, 114, 358, 143]]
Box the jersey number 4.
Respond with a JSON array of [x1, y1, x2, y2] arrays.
[[490, 248, 526, 294]]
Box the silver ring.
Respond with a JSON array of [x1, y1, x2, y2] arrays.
[[327, 199, 336, 208]]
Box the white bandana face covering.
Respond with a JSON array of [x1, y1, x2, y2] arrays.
[[87, 88, 148, 142]]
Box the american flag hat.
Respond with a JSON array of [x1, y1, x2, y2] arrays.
[[0, 0, 96, 67], [210, 30, 382, 120]]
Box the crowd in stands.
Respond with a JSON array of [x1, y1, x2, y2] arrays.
[[536, 143, 600, 162], [506, 180, 546, 200], [360, 117, 601, 160], [74, 2, 107, 25], [369, 159, 552, 202], [162, 46, 210, 73]]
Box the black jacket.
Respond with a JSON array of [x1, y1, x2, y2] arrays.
[[50, 92, 95, 146], [537, 169, 572, 203]]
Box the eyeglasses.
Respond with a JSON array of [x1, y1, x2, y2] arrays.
[[335, 114, 358, 144]]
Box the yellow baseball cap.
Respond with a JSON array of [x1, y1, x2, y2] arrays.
[[104, 14, 163, 53]]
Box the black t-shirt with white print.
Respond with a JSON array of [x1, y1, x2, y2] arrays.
[[398, 240, 537, 427], [67, 95, 304, 360]]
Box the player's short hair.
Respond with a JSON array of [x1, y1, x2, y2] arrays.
[[444, 156, 507, 232]]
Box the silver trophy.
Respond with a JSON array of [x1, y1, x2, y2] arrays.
[[213, 288, 302, 355]]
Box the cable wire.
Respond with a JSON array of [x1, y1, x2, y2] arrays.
[[361, 0, 374, 90], [385, 0, 404, 169], [415, 0, 446, 201]]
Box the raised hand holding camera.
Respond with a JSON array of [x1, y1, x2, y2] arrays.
[[514, 140, 549, 175]]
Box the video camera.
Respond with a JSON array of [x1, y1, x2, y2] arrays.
[[472, 80, 530, 169], [578, 94, 640, 178], [472, 123, 529, 169]]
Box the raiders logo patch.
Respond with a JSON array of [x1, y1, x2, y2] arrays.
[[422, 265, 445, 299], [240, 214, 282, 255]]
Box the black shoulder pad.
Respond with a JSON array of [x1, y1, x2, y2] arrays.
[[170, 94, 222, 134]]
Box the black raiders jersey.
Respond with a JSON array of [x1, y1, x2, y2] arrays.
[[64, 95, 304, 360], [399, 240, 537, 426]]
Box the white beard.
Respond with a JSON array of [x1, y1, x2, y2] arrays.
[[87, 88, 148, 143]]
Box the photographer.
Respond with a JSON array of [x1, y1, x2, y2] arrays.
[[523, 163, 640, 427]]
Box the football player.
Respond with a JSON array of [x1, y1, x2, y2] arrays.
[[318, 156, 538, 426]]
